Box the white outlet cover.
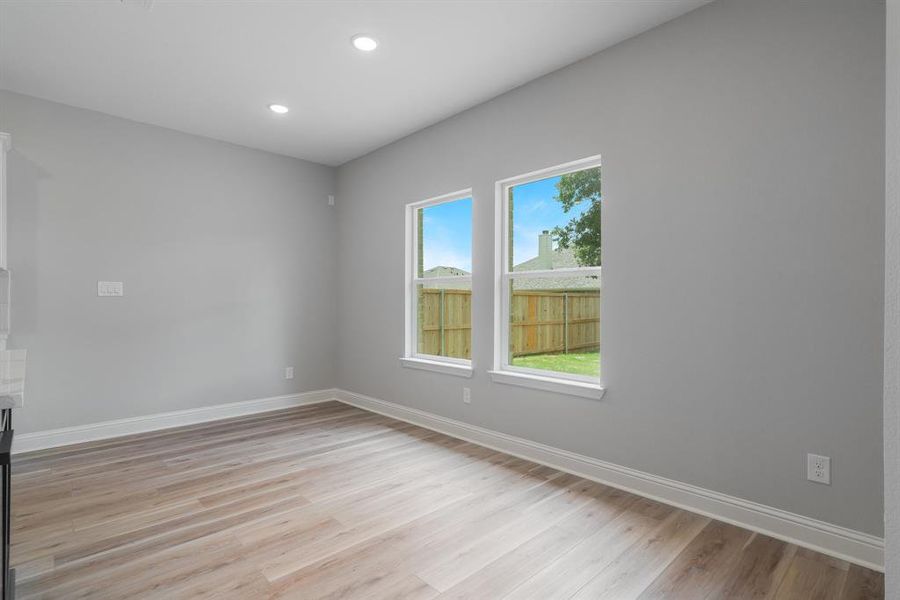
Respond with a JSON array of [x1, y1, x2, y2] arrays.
[[807, 453, 831, 485], [284, 367, 294, 380], [97, 281, 124, 297]]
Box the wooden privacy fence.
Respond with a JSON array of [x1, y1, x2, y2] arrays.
[[510, 290, 601, 357], [417, 288, 472, 359], [417, 289, 600, 360]]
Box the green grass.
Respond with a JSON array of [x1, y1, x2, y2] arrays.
[[511, 351, 600, 377]]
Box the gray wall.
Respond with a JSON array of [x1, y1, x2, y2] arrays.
[[885, 0, 899, 590], [335, 0, 885, 536], [0, 90, 337, 434]]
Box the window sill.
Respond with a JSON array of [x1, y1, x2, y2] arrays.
[[399, 357, 474, 378], [488, 370, 605, 399]]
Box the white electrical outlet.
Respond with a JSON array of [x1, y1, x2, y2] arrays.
[[284, 367, 294, 380], [328, 195, 335, 206], [807, 453, 831, 485], [97, 281, 124, 297], [462, 387, 471, 404]]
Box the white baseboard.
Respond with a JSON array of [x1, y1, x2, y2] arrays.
[[334, 388, 884, 572], [12, 386, 884, 570], [13, 389, 337, 454]]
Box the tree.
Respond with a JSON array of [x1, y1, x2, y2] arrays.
[[551, 166, 601, 266]]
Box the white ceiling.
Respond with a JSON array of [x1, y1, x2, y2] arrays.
[[0, 0, 709, 166]]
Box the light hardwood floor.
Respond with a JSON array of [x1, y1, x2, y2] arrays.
[[10, 401, 884, 599]]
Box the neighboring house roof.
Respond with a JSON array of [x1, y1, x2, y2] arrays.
[[512, 231, 598, 290], [418, 232, 598, 291], [514, 247, 579, 272], [422, 265, 471, 289], [423, 266, 470, 278]]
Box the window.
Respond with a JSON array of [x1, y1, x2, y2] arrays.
[[402, 190, 473, 377], [492, 156, 604, 398]]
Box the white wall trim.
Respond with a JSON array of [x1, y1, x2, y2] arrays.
[[334, 388, 884, 571], [884, 0, 900, 594], [13, 389, 337, 454]]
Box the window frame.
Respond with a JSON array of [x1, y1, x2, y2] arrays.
[[402, 188, 474, 377], [491, 156, 605, 398]]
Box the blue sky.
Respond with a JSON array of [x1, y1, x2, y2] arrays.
[[421, 198, 473, 271], [420, 176, 591, 272]]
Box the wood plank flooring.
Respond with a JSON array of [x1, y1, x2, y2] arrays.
[[10, 401, 884, 599]]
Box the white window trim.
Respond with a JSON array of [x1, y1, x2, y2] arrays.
[[402, 188, 474, 376], [399, 357, 473, 378], [487, 369, 603, 399], [492, 155, 605, 398]]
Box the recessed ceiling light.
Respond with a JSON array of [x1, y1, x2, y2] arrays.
[[351, 35, 378, 52], [268, 104, 289, 114]]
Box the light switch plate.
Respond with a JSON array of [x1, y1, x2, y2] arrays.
[[98, 281, 124, 297]]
